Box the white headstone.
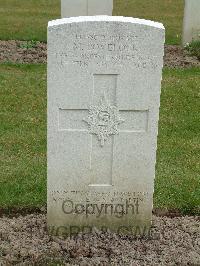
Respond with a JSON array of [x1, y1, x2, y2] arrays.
[[183, 0, 200, 45], [47, 16, 165, 236], [61, 0, 113, 18]]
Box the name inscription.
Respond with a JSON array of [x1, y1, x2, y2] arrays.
[[52, 33, 159, 69]]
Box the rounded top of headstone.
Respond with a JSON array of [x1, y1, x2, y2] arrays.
[[48, 15, 164, 30]]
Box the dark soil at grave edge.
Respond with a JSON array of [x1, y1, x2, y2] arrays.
[[0, 40, 200, 68], [0, 214, 199, 265]]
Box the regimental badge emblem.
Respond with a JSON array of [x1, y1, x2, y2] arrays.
[[83, 94, 124, 146]]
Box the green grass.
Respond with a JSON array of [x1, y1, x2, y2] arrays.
[[155, 68, 200, 214], [0, 0, 184, 44], [0, 64, 46, 207], [0, 65, 199, 214], [0, 0, 60, 42], [185, 40, 200, 60]]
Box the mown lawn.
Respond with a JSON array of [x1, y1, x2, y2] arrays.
[[0, 0, 184, 44], [155, 68, 200, 214], [0, 64, 199, 214], [0, 64, 46, 207], [0, 0, 60, 42]]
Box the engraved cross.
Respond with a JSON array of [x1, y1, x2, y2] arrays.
[[58, 74, 148, 187]]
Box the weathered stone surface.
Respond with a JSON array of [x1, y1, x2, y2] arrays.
[[183, 0, 200, 44], [47, 16, 165, 236], [61, 0, 113, 18]]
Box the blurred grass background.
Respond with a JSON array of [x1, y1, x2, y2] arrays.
[[0, 0, 184, 44]]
